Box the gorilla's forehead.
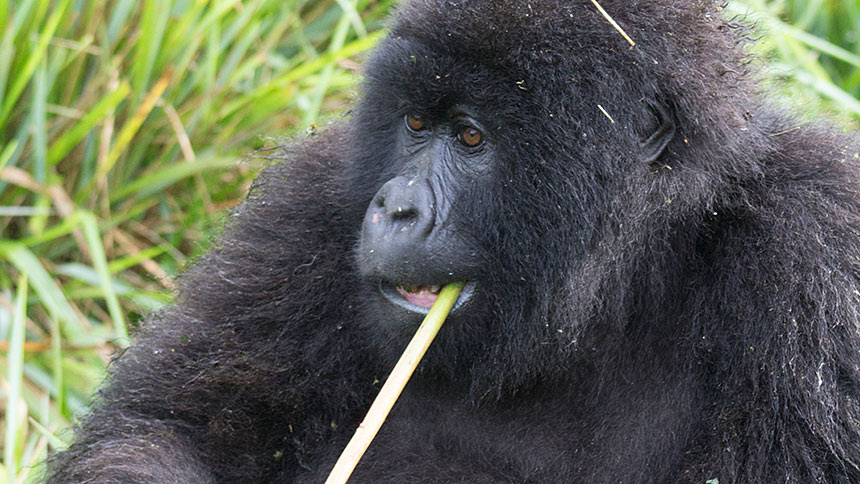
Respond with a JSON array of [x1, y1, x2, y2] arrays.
[[388, 0, 576, 77], [386, 0, 745, 82], [364, 37, 529, 118]]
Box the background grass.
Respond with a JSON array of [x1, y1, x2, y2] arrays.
[[0, 0, 858, 482]]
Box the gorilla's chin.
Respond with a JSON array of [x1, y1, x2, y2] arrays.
[[378, 280, 477, 315]]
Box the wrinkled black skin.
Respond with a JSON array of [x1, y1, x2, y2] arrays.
[[46, 1, 860, 483], [357, 108, 492, 287]]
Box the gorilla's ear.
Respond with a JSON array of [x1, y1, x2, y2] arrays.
[[639, 101, 676, 164]]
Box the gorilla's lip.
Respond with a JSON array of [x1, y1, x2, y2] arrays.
[[379, 280, 476, 315]]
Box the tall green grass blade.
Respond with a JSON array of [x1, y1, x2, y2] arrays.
[[22, 363, 87, 417], [0, 139, 18, 171], [303, 0, 359, 125], [217, 0, 264, 53], [201, 23, 220, 100], [223, 9, 294, 87], [158, 0, 204, 62], [216, 21, 262, 89], [0, 24, 15, 114], [51, 298, 66, 417], [60, 286, 168, 312], [780, 23, 860, 69], [101, 199, 157, 229], [793, 68, 860, 116], [27, 197, 51, 237], [0, 0, 7, 33], [164, 31, 204, 103], [28, 417, 67, 451], [55, 263, 157, 299], [32, 60, 47, 183], [0, 0, 70, 132], [98, 71, 171, 180], [46, 81, 131, 167], [107, 245, 167, 274], [10, 0, 35, 38], [105, 0, 136, 48], [79, 212, 128, 342], [4, 274, 27, 483], [14, 211, 82, 247], [131, 0, 170, 102], [0, 244, 86, 340], [192, 0, 239, 37], [108, 156, 241, 202], [220, 32, 382, 120], [335, 0, 368, 38]]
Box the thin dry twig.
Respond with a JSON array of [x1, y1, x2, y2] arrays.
[[0, 339, 110, 352], [110, 228, 176, 290], [324, 282, 465, 484], [0, 167, 92, 261], [769, 126, 801, 137], [590, 0, 635, 47], [159, 99, 214, 214], [598, 104, 616, 123]]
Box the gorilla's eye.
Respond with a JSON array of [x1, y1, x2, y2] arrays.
[[406, 113, 427, 131], [459, 126, 483, 147]]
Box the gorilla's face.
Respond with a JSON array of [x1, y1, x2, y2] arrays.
[[356, 107, 489, 318], [346, 9, 683, 391], [350, 30, 676, 353]]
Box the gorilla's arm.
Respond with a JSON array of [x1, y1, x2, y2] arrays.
[[44, 415, 216, 484], [675, 131, 860, 482], [45, 126, 377, 483]]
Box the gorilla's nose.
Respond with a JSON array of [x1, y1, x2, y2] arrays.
[[363, 176, 435, 244], [359, 177, 437, 279]]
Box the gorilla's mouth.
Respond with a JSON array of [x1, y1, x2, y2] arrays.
[[380, 281, 476, 314], [397, 284, 443, 307]]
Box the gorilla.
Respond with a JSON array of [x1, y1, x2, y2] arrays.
[[46, 0, 860, 483]]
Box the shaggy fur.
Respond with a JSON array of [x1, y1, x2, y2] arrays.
[[46, 1, 860, 482]]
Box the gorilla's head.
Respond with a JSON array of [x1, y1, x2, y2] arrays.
[[348, 0, 764, 396]]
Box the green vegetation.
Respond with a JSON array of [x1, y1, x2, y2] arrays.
[[0, 1, 391, 481], [729, 0, 860, 121], [0, 1, 857, 482]]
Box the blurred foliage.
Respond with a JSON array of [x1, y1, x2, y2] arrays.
[[0, 1, 391, 481], [730, 0, 860, 122], [0, 0, 858, 482]]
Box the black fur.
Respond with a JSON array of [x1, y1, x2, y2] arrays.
[[46, 1, 860, 482]]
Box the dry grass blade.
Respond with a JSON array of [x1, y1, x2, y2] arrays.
[[324, 281, 466, 484], [590, 0, 635, 47]]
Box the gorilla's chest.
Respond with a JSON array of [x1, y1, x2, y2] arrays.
[[294, 386, 584, 483], [292, 377, 697, 483]]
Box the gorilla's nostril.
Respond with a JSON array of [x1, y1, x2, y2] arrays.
[[389, 205, 418, 222]]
